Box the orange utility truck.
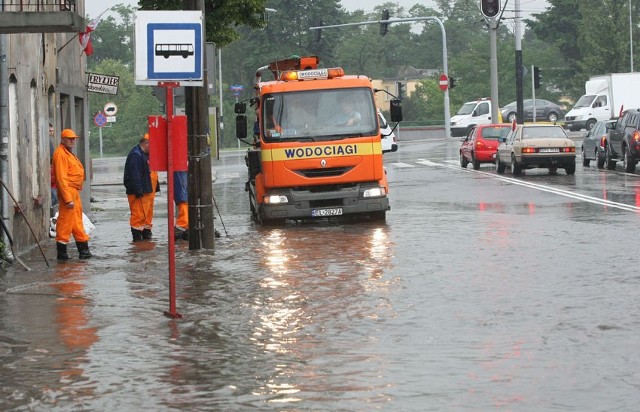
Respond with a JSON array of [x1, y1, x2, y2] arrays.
[[235, 55, 402, 224]]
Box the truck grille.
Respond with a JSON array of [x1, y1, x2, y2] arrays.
[[295, 166, 353, 178], [565, 116, 575, 121]]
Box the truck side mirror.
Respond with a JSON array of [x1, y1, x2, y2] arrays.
[[389, 99, 403, 122], [236, 115, 247, 140], [235, 102, 247, 114]]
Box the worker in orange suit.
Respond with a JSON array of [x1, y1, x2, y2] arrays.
[[124, 134, 158, 241], [174, 171, 189, 240], [52, 128, 92, 260]]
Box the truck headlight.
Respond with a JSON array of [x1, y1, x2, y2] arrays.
[[264, 195, 288, 204], [363, 187, 386, 198]]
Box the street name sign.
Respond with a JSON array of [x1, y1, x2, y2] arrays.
[[87, 72, 119, 95]]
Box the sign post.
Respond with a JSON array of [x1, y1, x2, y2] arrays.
[[93, 112, 107, 157], [135, 10, 204, 319]]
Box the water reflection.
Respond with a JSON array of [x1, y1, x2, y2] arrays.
[[251, 224, 395, 404], [52, 262, 98, 400]]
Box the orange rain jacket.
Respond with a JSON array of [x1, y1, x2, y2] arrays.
[[52, 144, 89, 244]]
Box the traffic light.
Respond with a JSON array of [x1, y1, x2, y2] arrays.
[[448, 76, 457, 89], [534, 66, 542, 89], [397, 81, 405, 99], [380, 9, 390, 36], [481, 0, 501, 18]]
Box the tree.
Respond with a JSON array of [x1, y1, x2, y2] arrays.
[[88, 5, 136, 67], [136, 0, 268, 47], [88, 59, 161, 156]]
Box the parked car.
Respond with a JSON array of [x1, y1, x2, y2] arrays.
[[581, 119, 616, 168], [459, 123, 511, 170], [500, 99, 565, 123], [378, 109, 398, 153], [495, 124, 576, 175], [604, 108, 640, 172]]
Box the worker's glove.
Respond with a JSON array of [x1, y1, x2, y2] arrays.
[[135, 192, 143, 198]]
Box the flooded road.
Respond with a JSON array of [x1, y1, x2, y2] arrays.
[[1, 137, 640, 410]]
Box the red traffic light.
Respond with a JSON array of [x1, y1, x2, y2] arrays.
[[481, 0, 501, 18]]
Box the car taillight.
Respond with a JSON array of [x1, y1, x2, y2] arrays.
[[600, 135, 607, 147], [521, 147, 536, 153], [561, 147, 575, 153], [633, 130, 640, 142], [476, 141, 485, 149]]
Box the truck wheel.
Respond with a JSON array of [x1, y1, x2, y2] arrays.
[[369, 211, 386, 221], [495, 154, 506, 174], [596, 149, 605, 168], [605, 147, 617, 170], [623, 146, 636, 173], [511, 154, 522, 175], [585, 119, 596, 131]]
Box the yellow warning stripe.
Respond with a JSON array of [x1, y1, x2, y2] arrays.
[[262, 142, 381, 162]]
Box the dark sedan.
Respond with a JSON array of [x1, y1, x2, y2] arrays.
[[500, 99, 565, 123], [581, 119, 616, 168]]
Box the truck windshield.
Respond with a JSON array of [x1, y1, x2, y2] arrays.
[[456, 102, 478, 115], [573, 95, 596, 108], [261, 88, 377, 142]]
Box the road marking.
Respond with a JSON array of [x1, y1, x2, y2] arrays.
[[414, 158, 640, 213], [389, 162, 416, 168]]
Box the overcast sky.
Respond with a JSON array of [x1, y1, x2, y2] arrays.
[[87, 0, 550, 20]]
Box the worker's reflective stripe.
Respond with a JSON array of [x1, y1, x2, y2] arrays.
[[262, 142, 381, 162]]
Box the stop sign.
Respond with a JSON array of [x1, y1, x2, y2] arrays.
[[439, 73, 449, 91]]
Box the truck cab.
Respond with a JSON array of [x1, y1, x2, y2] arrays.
[[236, 56, 402, 224], [450, 98, 496, 137]]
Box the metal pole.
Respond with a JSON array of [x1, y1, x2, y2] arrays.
[[515, 0, 524, 124], [489, 19, 500, 124], [218, 48, 224, 148], [630, 0, 634, 72], [309, 16, 450, 137], [0, 34, 13, 262], [99, 125, 103, 157]]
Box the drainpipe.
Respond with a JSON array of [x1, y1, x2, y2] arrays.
[[0, 34, 13, 262]]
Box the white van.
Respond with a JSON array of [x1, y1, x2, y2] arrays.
[[379, 110, 398, 153], [450, 98, 500, 137]]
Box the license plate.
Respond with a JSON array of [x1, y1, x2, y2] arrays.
[[311, 208, 343, 217], [539, 148, 559, 153]]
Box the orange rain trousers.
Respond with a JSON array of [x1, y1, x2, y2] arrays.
[[128, 171, 158, 230], [176, 201, 188, 231], [52, 144, 89, 244]]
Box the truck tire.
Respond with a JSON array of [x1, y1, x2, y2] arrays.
[[585, 119, 596, 131], [623, 146, 636, 173], [605, 147, 617, 170]]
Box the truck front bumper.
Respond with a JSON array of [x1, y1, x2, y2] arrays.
[[260, 182, 390, 221]]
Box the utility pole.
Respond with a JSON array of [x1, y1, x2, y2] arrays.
[[515, 0, 524, 123], [183, 0, 215, 250]]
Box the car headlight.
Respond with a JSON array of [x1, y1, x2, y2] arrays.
[[363, 187, 387, 198], [264, 195, 288, 204]]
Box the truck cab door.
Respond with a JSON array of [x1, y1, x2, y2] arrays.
[[591, 94, 610, 120], [474, 101, 492, 123]]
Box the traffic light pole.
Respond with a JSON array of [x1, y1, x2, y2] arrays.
[[309, 16, 451, 138], [515, 0, 524, 124], [489, 18, 500, 124]]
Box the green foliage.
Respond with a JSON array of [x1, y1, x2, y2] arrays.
[[88, 0, 640, 149], [88, 59, 161, 156]]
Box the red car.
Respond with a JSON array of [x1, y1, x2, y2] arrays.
[[459, 123, 511, 170]]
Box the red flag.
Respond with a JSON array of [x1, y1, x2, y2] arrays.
[[79, 8, 110, 56]]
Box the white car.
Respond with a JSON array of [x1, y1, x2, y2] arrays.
[[379, 110, 398, 153]]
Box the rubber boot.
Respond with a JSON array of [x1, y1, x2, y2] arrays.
[[56, 242, 70, 261], [131, 228, 143, 242], [76, 241, 93, 259], [175, 228, 186, 241], [142, 228, 153, 240]]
